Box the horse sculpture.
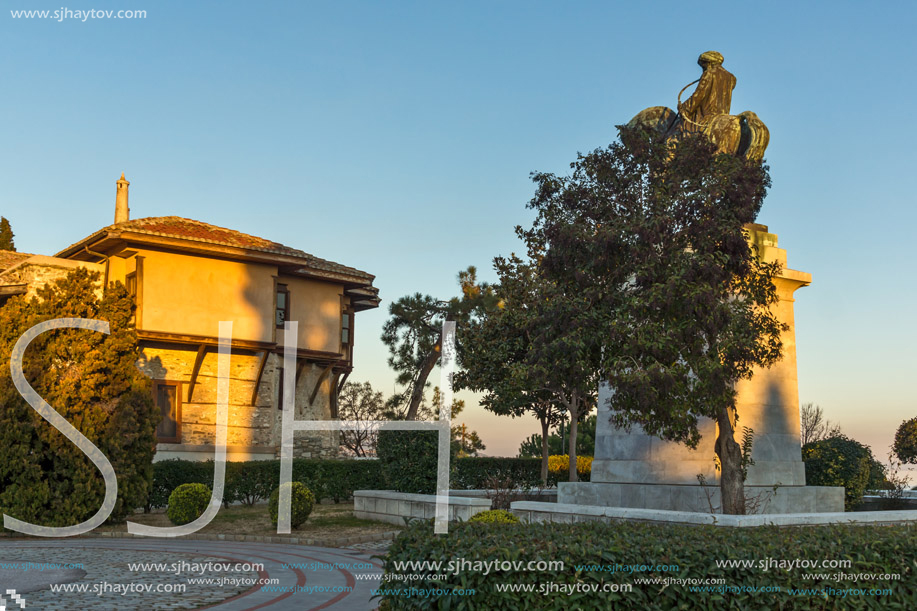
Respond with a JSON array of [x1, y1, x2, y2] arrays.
[[627, 51, 770, 162]]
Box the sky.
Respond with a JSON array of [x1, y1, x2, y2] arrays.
[[1, 1, 915, 464]]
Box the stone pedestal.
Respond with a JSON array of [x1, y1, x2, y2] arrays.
[[559, 224, 844, 514]]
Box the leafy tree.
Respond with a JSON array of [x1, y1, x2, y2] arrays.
[[457, 254, 596, 483], [0, 217, 15, 251], [800, 403, 842, 446], [337, 381, 387, 457], [0, 268, 159, 525], [522, 128, 784, 513], [381, 267, 495, 420], [802, 435, 872, 509], [893, 417, 917, 464]]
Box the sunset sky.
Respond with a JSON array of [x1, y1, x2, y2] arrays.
[[2, 1, 915, 461]]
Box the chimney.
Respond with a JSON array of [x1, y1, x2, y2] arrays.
[[115, 173, 130, 224]]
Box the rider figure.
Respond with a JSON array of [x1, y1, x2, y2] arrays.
[[676, 51, 736, 134]]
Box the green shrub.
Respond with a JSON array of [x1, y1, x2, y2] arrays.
[[268, 482, 315, 528], [167, 483, 211, 525], [468, 509, 519, 524], [0, 270, 159, 527], [377, 430, 453, 494], [381, 520, 917, 609], [802, 435, 871, 509]]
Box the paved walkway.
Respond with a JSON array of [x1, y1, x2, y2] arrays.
[[0, 538, 384, 610]]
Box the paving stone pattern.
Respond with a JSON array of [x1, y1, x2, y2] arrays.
[[0, 538, 384, 610]]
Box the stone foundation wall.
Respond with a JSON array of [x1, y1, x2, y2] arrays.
[[137, 344, 339, 460]]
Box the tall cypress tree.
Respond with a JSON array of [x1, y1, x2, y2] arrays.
[[0, 217, 15, 251], [0, 268, 160, 526]]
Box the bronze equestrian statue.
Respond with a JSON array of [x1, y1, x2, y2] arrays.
[[628, 51, 769, 162]]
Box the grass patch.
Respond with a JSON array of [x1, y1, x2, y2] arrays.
[[100, 502, 398, 541]]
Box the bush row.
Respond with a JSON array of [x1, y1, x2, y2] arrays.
[[149, 454, 590, 509], [381, 519, 917, 610], [148, 458, 381, 509], [452, 457, 591, 490]]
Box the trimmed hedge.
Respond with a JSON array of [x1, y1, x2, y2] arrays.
[[377, 430, 451, 494], [381, 519, 917, 609], [149, 459, 382, 509], [453, 457, 591, 489], [148, 455, 590, 511]]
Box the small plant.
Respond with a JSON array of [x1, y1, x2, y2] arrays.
[[740, 427, 756, 480], [877, 452, 912, 509], [696, 470, 775, 515], [481, 474, 547, 510], [468, 509, 520, 524], [269, 482, 315, 529], [167, 483, 211, 525]]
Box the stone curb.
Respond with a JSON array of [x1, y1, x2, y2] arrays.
[[511, 501, 917, 527]]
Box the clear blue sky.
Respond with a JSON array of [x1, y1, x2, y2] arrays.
[[2, 1, 915, 460]]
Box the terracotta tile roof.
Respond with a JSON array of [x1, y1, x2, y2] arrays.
[[58, 216, 374, 282], [0, 250, 33, 273]]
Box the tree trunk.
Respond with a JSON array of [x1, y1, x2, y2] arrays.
[[715, 405, 746, 515], [539, 416, 550, 485], [567, 395, 579, 483], [405, 337, 440, 420]]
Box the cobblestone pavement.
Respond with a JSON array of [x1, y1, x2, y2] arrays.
[[0, 538, 383, 610]]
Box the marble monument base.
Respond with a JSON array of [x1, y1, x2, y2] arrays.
[[559, 482, 844, 514]]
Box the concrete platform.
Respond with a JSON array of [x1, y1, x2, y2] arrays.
[[353, 490, 491, 525]]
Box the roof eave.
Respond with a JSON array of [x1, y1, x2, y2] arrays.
[[57, 229, 377, 287]]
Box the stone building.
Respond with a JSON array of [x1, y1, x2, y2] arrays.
[[0, 175, 379, 462]]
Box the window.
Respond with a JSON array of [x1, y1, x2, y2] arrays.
[[342, 311, 352, 346], [125, 272, 137, 297], [153, 380, 181, 443], [275, 284, 289, 328]]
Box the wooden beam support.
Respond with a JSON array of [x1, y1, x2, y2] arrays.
[[187, 344, 208, 403], [336, 370, 351, 395], [250, 350, 269, 406], [295, 359, 307, 388], [309, 362, 336, 406]]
